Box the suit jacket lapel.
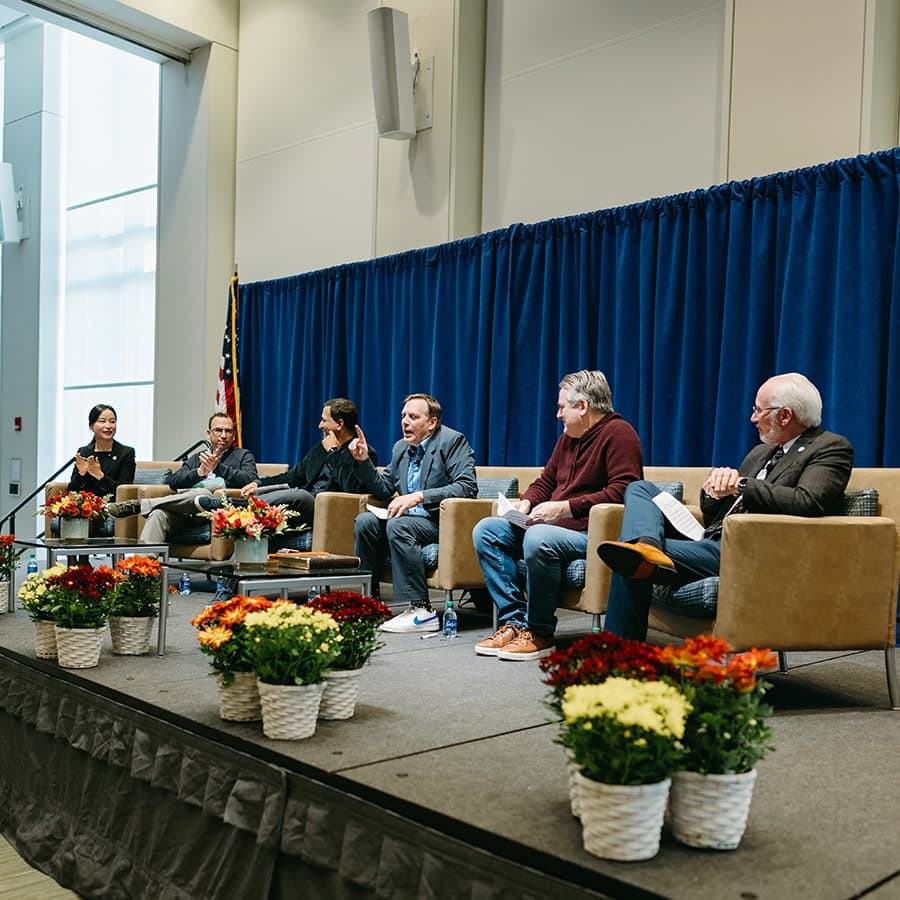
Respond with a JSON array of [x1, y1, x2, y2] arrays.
[[767, 427, 822, 484]]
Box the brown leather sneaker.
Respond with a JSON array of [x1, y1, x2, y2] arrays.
[[597, 540, 676, 579], [475, 623, 521, 657], [496, 629, 554, 661]]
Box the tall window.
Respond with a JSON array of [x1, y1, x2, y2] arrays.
[[61, 33, 159, 460]]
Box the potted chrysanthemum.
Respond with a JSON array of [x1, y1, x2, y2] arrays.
[[18, 563, 68, 659], [305, 591, 392, 719], [38, 491, 110, 540], [108, 555, 163, 655], [192, 594, 277, 721], [44, 565, 124, 668], [559, 677, 692, 861], [243, 601, 341, 740], [198, 497, 301, 570], [0, 534, 23, 613], [540, 631, 676, 818], [659, 635, 777, 850]]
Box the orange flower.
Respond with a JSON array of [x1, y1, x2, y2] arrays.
[[196, 626, 233, 649]]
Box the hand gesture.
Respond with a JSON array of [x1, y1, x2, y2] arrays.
[[85, 455, 103, 479], [74, 452, 90, 476], [240, 481, 259, 498], [348, 425, 369, 462], [321, 431, 340, 452], [198, 449, 220, 478]]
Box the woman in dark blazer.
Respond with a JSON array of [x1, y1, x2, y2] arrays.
[[67, 404, 136, 538]]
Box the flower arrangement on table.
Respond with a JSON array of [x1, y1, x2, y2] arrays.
[[43, 565, 124, 628], [305, 591, 393, 670], [243, 600, 341, 685], [559, 678, 692, 785], [0, 534, 23, 582], [659, 635, 777, 775], [111, 555, 163, 617], [539, 630, 676, 715], [18, 563, 69, 621], [192, 594, 276, 686], [37, 491, 110, 520], [199, 496, 301, 540]]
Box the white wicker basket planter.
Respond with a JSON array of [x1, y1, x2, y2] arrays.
[[33, 620, 58, 659], [566, 754, 583, 819], [55, 625, 105, 669], [319, 668, 364, 720], [108, 616, 155, 655], [669, 769, 758, 850], [216, 671, 262, 722], [0, 580, 9, 614], [576, 772, 671, 862], [257, 679, 324, 740]]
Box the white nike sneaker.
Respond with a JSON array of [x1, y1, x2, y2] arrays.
[[380, 605, 440, 633]]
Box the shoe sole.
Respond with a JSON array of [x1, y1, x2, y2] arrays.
[[497, 646, 555, 661], [597, 542, 675, 579], [474, 644, 500, 656]]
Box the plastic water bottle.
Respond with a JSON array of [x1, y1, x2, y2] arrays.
[[178, 572, 192, 596], [306, 584, 320, 602], [442, 599, 458, 639], [26, 554, 38, 576], [213, 575, 230, 601]]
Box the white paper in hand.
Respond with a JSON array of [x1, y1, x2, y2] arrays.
[[366, 504, 389, 520], [651, 491, 704, 541], [498, 492, 531, 529]]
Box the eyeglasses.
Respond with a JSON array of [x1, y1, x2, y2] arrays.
[[751, 405, 780, 417], [210, 427, 234, 434]]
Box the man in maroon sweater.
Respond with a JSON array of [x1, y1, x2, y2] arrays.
[[472, 370, 643, 660]]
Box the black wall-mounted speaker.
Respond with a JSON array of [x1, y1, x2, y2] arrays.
[[367, 7, 416, 140]]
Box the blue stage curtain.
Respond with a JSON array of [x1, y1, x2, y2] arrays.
[[238, 148, 900, 468]]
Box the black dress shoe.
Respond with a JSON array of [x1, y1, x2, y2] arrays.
[[106, 499, 143, 518]]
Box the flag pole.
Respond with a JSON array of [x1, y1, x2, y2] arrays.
[[230, 272, 242, 446]]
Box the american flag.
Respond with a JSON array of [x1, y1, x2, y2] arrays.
[[216, 274, 242, 445]]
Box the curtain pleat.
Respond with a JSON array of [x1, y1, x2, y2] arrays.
[[238, 148, 900, 467]]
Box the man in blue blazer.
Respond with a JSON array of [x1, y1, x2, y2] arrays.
[[351, 393, 477, 633]]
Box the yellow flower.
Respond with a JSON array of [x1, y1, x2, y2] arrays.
[[562, 678, 691, 739]]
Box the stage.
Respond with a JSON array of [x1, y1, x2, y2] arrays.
[[1, 589, 899, 900]]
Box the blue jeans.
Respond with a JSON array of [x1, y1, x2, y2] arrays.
[[472, 517, 588, 639], [603, 480, 722, 640]]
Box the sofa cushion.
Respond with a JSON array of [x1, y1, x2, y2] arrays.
[[650, 488, 880, 618], [133, 467, 172, 485], [477, 477, 518, 499], [168, 522, 213, 544]]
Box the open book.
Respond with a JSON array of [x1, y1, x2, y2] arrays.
[[497, 493, 532, 529]]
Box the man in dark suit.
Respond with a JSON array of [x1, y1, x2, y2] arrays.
[[350, 393, 477, 633], [599, 373, 854, 641], [108, 413, 258, 544]]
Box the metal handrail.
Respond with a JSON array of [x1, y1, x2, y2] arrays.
[[0, 456, 75, 536]]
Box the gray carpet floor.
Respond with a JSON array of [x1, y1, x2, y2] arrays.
[[1, 587, 899, 900]]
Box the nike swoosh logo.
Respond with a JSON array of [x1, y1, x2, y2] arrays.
[[413, 614, 436, 625]]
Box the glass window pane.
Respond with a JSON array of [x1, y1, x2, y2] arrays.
[[66, 35, 159, 207]]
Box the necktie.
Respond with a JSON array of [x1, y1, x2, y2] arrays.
[[762, 446, 785, 479]]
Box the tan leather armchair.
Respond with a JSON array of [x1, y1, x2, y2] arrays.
[[640, 467, 900, 709]]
